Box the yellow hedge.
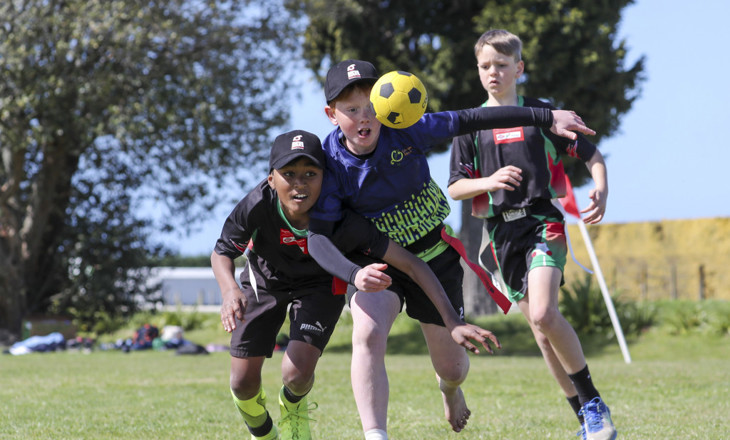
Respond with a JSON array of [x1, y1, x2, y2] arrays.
[[564, 218, 730, 301]]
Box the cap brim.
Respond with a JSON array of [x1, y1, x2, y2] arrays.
[[270, 153, 323, 171]]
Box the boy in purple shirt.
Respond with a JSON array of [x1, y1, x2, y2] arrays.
[[307, 59, 595, 439]]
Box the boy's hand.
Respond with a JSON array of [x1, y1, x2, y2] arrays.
[[581, 187, 607, 224], [354, 263, 392, 292], [220, 288, 246, 333], [485, 166, 522, 192], [550, 110, 596, 139], [450, 323, 501, 354]]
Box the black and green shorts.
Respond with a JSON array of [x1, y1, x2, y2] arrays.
[[480, 200, 568, 303]]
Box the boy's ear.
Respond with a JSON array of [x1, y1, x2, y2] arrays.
[[516, 60, 525, 77], [267, 172, 275, 189], [324, 105, 339, 126]]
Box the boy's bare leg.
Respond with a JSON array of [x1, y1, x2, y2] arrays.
[[230, 356, 266, 399], [350, 290, 401, 434], [525, 266, 587, 373], [517, 299, 577, 395], [281, 340, 321, 395], [421, 323, 471, 432]]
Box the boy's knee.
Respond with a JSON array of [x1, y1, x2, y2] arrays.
[[281, 369, 314, 393], [230, 369, 261, 399], [352, 322, 389, 351], [230, 378, 260, 401], [531, 308, 560, 333]]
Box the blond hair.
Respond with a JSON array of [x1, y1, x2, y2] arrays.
[[474, 29, 522, 62]]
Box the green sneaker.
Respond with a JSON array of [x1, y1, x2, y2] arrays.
[[278, 387, 318, 440]]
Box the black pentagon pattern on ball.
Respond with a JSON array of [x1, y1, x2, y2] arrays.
[[379, 82, 395, 99], [387, 111, 400, 125], [407, 88, 421, 104]]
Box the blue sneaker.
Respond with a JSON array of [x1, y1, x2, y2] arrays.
[[579, 397, 617, 440]]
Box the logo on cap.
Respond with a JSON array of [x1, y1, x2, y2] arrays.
[[291, 135, 304, 150], [347, 64, 362, 80]]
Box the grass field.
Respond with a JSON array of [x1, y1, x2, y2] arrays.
[[2, 313, 729, 439]]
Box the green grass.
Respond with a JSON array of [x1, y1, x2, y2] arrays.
[[2, 313, 729, 439]]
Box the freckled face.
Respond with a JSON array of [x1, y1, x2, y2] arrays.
[[267, 157, 323, 229], [325, 88, 382, 155], [476, 45, 523, 100]]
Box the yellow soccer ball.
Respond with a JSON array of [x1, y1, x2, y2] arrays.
[[370, 70, 428, 129]]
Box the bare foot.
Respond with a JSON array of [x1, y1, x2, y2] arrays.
[[440, 380, 471, 432]]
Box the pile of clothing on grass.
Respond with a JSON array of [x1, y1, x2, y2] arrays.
[[4, 324, 228, 356], [113, 324, 211, 355], [5, 332, 66, 355]]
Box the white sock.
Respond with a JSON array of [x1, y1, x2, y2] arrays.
[[364, 428, 388, 440]]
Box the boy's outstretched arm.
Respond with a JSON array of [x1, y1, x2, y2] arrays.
[[581, 149, 609, 224], [455, 106, 595, 140], [211, 251, 246, 333], [381, 240, 501, 354]]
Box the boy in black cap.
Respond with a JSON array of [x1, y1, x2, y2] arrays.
[[307, 59, 597, 439], [212, 130, 499, 440]]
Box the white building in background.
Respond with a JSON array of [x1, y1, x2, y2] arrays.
[[147, 267, 243, 311]]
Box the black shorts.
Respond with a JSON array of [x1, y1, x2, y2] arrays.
[[351, 246, 464, 326], [229, 282, 346, 359], [481, 201, 567, 302]]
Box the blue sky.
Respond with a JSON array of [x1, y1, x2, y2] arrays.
[[174, 0, 730, 255]]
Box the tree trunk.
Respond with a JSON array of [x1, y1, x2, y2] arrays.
[[0, 145, 78, 339], [459, 200, 496, 317], [0, 265, 26, 339]]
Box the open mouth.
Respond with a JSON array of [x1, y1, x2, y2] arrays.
[[358, 128, 371, 137], [293, 194, 308, 200]]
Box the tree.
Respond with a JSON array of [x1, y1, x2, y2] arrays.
[[288, 0, 644, 314], [0, 0, 299, 338]]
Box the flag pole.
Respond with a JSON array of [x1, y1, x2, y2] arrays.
[[575, 220, 632, 364], [560, 174, 632, 364]]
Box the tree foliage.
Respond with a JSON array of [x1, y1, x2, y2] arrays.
[[288, 0, 645, 314], [290, 0, 644, 179], [0, 0, 299, 337]]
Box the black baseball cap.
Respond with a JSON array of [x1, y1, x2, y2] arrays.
[[324, 59, 378, 102], [269, 130, 325, 171]]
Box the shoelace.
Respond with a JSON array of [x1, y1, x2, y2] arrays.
[[281, 402, 318, 439], [581, 400, 605, 432]]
